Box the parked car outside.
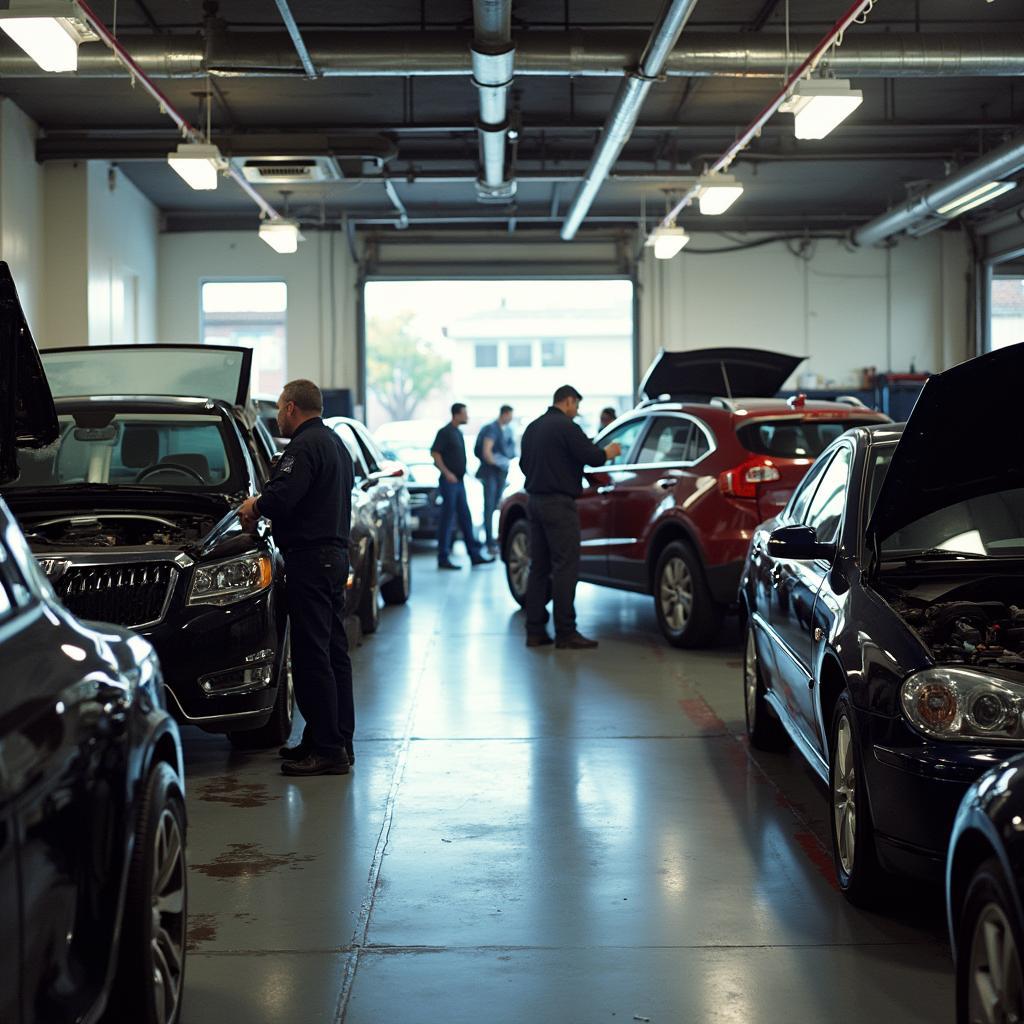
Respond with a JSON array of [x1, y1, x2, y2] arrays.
[[0, 262, 188, 1024], [498, 348, 889, 647], [740, 342, 1024, 904], [947, 755, 1024, 1024]]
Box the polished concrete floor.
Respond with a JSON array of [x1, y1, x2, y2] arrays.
[[179, 547, 954, 1024]]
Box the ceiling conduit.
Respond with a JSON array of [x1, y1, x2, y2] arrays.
[[5, 32, 1022, 78], [471, 0, 515, 201], [851, 130, 1024, 246], [560, 0, 701, 242]]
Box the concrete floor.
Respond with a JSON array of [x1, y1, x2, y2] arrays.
[[179, 547, 954, 1024]]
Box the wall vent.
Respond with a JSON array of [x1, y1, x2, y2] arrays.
[[240, 157, 341, 184]]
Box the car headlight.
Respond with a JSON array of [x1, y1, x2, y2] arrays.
[[901, 667, 1024, 742], [187, 552, 273, 607]]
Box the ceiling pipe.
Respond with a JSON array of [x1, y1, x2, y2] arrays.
[[471, 0, 515, 201], [851, 130, 1024, 247], [382, 178, 410, 229], [560, 0, 701, 242], [4, 32, 1022, 77], [271, 0, 317, 79]]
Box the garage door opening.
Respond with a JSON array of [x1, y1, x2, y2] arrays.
[[992, 276, 1024, 351]]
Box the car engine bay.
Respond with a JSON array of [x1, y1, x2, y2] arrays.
[[22, 513, 214, 549]]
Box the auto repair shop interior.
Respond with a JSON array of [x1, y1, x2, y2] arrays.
[[3, 2, 1024, 1023]]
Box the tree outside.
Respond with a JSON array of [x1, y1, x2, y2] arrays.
[[366, 310, 451, 423]]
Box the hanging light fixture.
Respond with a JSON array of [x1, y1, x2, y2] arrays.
[[167, 142, 224, 191], [259, 218, 303, 254], [781, 78, 863, 140], [936, 180, 1017, 218], [696, 175, 745, 216], [645, 224, 690, 260], [0, 0, 92, 73]]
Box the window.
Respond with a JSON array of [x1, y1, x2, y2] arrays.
[[541, 339, 566, 367], [202, 281, 287, 397], [596, 418, 646, 467], [332, 423, 369, 480], [737, 419, 876, 459], [635, 418, 693, 465], [992, 277, 1024, 351], [804, 446, 852, 545], [475, 343, 499, 368], [508, 343, 533, 368], [786, 454, 832, 524]]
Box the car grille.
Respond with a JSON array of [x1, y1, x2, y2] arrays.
[[55, 563, 176, 628], [408, 492, 431, 509]]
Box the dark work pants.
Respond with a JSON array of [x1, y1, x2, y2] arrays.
[[284, 545, 353, 758], [437, 477, 482, 563], [480, 469, 507, 546], [525, 494, 581, 640]]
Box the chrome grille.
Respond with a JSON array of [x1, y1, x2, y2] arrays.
[[408, 492, 431, 508], [55, 563, 176, 628]]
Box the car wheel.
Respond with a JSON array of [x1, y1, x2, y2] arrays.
[[109, 762, 187, 1024], [829, 694, 884, 905], [744, 623, 790, 751], [381, 533, 412, 605], [359, 550, 381, 634], [957, 857, 1024, 1024], [228, 637, 294, 750], [653, 541, 722, 648], [505, 519, 530, 608]]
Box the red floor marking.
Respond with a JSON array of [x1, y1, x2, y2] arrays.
[[793, 831, 839, 890], [678, 697, 727, 734]]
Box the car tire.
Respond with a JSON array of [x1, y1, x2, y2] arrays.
[[653, 540, 722, 648], [828, 694, 885, 905], [107, 762, 187, 1024], [956, 857, 1024, 1024], [381, 534, 412, 606], [504, 518, 531, 608], [743, 623, 790, 751], [359, 550, 381, 634], [228, 637, 294, 750]]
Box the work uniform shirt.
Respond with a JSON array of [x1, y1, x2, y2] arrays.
[[256, 417, 353, 553], [476, 420, 516, 474], [520, 406, 608, 497], [431, 422, 468, 480]]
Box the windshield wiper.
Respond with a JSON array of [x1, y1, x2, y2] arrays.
[[881, 548, 979, 563]]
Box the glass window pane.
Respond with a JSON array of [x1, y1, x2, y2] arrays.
[[598, 418, 646, 467], [475, 344, 498, 368], [508, 343, 532, 368], [203, 281, 287, 314], [540, 340, 565, 367], [635, 418, 692, 465], [804, 447, 851, 544]]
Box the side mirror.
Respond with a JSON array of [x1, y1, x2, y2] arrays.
[[767, 524, 837, 562], [377, 460, 406, 480]]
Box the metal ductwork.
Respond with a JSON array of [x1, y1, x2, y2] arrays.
[[471, 0, 515, 201], [852, 130, 1024, 247], [560, 0, 700, 241], [2, 32, 1023, 78]]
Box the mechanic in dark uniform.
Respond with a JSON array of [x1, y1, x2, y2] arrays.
[[237, 379, 355, 776], [519, 385, 621, 650]]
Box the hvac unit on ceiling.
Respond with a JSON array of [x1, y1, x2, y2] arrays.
[[239, 157, 342, 184]]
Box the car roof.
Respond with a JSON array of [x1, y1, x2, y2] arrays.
[[634, 396, 891, 421], [52, 394, 235, 415]]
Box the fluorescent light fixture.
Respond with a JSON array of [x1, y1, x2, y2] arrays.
[[936, 180, 1017, 218], [697, 175, 745, 216], [0, 0, 90, 73], [167, 143, 223, 191], [259, 218, 303, 254], [781, 79, 863, 140], [645, 225, 690, 260]]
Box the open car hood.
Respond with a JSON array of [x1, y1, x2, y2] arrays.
[[639, 347, 806, 401], [41, 344, 253, 407], [0, 262, 58, 485], [868, 343, 1024, 544]]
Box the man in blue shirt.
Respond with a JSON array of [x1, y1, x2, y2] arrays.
[[475, 404, 516, 554]]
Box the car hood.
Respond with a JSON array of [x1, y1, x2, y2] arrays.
[[639, 347, 806, 401], [868, 343, 1024, 543], [0, 262, 59, 484]]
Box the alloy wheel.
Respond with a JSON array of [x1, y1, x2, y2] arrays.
[[150, 807, 185, 1024], [968, 901, 1024, 1024], [833, 716, 857, 876], [659, 556, 694, 632], [744, 628, 759, 727], [509, 530, 530, 596]]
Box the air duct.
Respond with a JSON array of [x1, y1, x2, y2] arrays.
[[471, 0, 515, 201]]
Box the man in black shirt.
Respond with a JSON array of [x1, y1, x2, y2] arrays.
[[431, 402, 493, 570], [519, 385, 621, 649], [237, 379, 356, 776]]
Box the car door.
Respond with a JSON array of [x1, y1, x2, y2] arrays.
[[578, 416, 647, 581], [770, 444, 852, 756], [349, 421, 404, 569]]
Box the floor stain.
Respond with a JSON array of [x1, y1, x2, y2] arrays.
[[192, 842, 315, 880], [196, 775, 280, 809], [186, 912, 219, 950]]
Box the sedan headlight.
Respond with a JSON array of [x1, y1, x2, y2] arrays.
[[187, 552, 273, 607], [901, 667, 1024, 742]]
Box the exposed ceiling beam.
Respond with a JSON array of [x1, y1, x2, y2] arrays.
[[272, 0, 318, 79]]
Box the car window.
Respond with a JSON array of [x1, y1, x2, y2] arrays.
[[349, 422, 381, 474], [737, 418, 878, 458], [785, 452, 833, 523], [332, 423, 368, 480], [635, 418, 691, 465], [804, 446, 852, 544], [598, 418, 646, 467]]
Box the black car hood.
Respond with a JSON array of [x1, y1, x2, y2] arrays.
[[0, 262, 58, 484], [868, 343, 1024, 543], [639, 347, 806, 401]]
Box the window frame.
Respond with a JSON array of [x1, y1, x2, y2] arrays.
[[593, 412, 717, 472]]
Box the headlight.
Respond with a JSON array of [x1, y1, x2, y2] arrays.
[[901, 667, 1024, 742], [187, 552, 273, 607]]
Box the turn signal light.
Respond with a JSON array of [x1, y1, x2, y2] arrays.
[[718, 459, 782, 499]]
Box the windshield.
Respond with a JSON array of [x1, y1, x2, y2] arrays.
[[3, 412, 244, 493], [738, 419, 878, 459]]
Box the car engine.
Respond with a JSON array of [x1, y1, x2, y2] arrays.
[[23, 514, 212, 549]]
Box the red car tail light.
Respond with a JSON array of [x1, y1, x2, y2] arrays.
[[718, 459, 782, 499]]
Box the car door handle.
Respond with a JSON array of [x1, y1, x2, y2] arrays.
[[656, 478, 677, 490], [770, 565, 783, 587], [596, 485, 615, 495]]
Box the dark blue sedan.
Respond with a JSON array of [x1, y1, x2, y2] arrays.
[[739, 342, 1024, 905]]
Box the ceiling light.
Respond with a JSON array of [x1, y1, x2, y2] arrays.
[[167, 142, 223, 191], [697, 175, 745, 216], [936, 180, 1017, 218], [0, 0, 91, 73], [645, 225, 690, 260], [781, 79, 863, 140], [259, 218, 303, 254]]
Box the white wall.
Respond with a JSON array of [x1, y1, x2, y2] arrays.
[[157, 230, 359, 390], [638, 231, 971, 389]]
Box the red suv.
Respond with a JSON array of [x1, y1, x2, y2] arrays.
[[498, 349, 890, 647]]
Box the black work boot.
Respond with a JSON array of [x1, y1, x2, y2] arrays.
[[281, 751, 350, 776]]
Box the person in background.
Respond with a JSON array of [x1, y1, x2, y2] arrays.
[[475, 403, 516, 555], [599, 407, 617, 430], [519, 385, 621, 650], [431, 403, 494, 570]]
